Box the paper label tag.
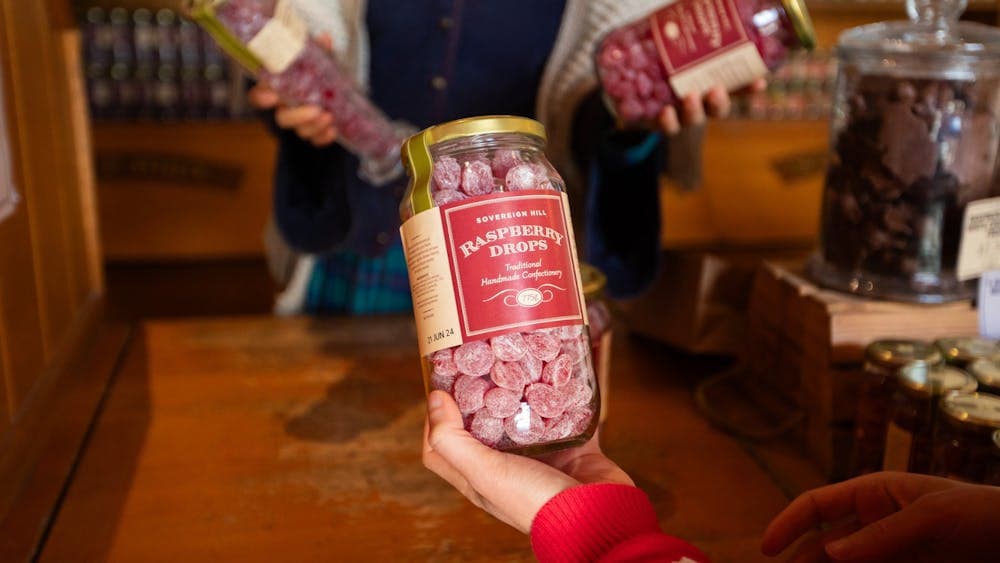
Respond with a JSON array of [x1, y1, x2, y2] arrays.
[[957, 197, 1000, 281], [649, 0, 767, 99], [401, 191, 587, 357], [247, 0, 308, 74], [980, 271, 1000, 339]]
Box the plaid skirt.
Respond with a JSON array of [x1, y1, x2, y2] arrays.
[[304, 240, 412, 315]]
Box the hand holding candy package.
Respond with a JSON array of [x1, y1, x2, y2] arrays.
[[595, 0, 815, 126], [400, 117, 599, 455], [185, 0, 408, 185]]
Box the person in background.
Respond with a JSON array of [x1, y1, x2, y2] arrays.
[[423, 389, 711, 563], [249, 0, 748, 315], [761, 471, 1000, 563]]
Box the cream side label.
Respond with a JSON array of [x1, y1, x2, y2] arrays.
[[247, 0, 308, 74], [401, 208, 463, 357]]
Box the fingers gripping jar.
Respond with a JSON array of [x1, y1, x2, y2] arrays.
[[401, 116, 599, 455]]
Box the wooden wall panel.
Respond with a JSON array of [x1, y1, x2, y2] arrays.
[[0, 0, 85, 409]]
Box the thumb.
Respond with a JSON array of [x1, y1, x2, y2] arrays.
[[426, 390, 507, 481], [316, 32, 333, 52], [427, 390, 467, 435], [825, 504, 934, 561]]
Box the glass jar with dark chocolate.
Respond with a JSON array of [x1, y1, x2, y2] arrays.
[[931, 392, 1000, 483], [969, 357, 1000, 396], [850, 340, 942, 476], [581, 264, 612, 425], [883, 364, 977, 473], [935, 337, 1000, 369], [807, 0, 1000, 303]]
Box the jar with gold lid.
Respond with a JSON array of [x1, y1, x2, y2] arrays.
[[400, 116, 598, 455], [850, 340, 942, 476], [969, 358, 1000, 396], [988, 429, 1000, 486], [581, 263, 612, 425], [931, 392, 1000, 483], [935, 337, 1000, 369], [883, 363, 977, 473]]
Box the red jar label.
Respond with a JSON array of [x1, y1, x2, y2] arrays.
[[649, 0, 767, 98], [401, 191, 586, 356]]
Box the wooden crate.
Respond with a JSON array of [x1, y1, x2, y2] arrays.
[[745, 262, 979, 479]]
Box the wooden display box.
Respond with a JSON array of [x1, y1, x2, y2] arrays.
[[745, 262, 979, 479]]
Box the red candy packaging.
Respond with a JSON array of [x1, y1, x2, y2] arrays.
[[595, 0, 815, 126], [185, 0, 409, 185], [401, 116, 599, 454]]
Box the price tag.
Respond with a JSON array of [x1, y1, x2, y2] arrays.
[[957, 197, 1000, 281], [981, 271, 1000, 339]]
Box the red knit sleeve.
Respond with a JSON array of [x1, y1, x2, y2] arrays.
[[530, 483, 710, 563]]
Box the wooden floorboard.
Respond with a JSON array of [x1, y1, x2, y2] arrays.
[[38, 316, 824, 562]]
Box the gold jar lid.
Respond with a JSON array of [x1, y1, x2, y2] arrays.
[[184, 0, 263, 73], [865, 340, 941, 371], [778, 0, 816, 51], [580, 263, 607, 301], [898, 364, 977, 398], [402, 116, 548, 216], [970, 358, 1000, 389], [936, 337, 1000, 366], [940, 392, 1000, 431]]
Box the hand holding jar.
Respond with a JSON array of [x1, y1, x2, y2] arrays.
[[595, 0, 815, 128]]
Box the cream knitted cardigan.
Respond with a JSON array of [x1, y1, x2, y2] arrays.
[[291, 0, 667, 178]]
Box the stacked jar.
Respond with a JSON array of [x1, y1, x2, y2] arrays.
[[935, 337, 1000, 369], [581, 264, 612, 424], [931, 392, 1000, 484], [594, 0, 815, 126], [969, 358, 1000, 396], [883, 363, 977, 473], [400, 116, 599, 455], [849, 340, 942, 476]]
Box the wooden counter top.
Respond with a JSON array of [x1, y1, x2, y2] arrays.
[[38, 316, 823, 562]]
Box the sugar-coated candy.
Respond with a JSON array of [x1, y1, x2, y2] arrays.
[[521, 352, 543, 383], [453, 340, 495, 376], [560, 336, 588, 365], [469, 410, 505, 447], [564, 369, 594, 408], [430, 370, 458, 393], [543, 407, 594, 441], [524, 382, 566, 419], [431, 348, 459, 377], [432, 155, 461, 192], [505, 164, 540, 191], [432, 189, 467, 207], [491, 149, 522, 179], [490, 360, 531, 393], [454, 374, 491, 415], [504, 404, 545, 445], [525, 331, 561, 362], [484, 387, 522, 418], [460, 159, 495, 196], [490, 333, 528, 362], [554, 324, 580, 341], [541, 354, 574, 388]]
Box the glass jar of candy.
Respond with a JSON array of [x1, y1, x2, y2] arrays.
[[581, 263, 612, 424], [931, 392, 1000, 483], [185, 0, 410, 185], [595, 0, 815, 126], [969, 358, 1000, 396], [849, 339, 942, 476], [935, 337, 1000, 369], [400, 116, 599, 455], [883, 364, 976, 473], [807, 0, 1000, 302]]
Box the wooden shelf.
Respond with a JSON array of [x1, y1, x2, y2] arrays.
[[93, 120, 277, 261]]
